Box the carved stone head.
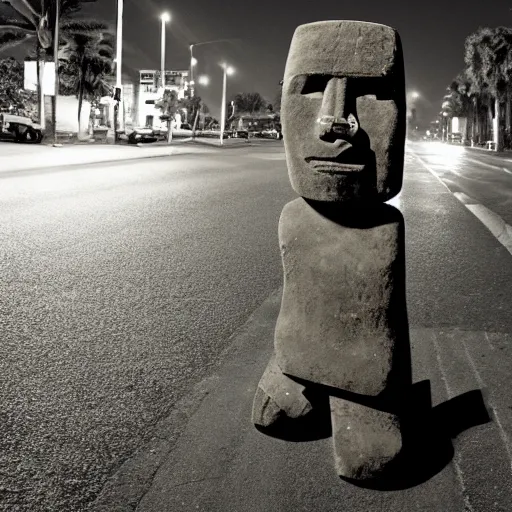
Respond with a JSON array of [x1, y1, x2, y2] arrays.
[[281, 21, 406, 203]]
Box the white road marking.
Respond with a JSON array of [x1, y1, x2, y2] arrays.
[[410, 151, 512, 257], [465, 157, 512, 176], [408, 151, 453, 193]]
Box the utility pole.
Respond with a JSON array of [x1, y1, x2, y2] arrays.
[[114, 0, 123, 144], [52, 0, 59, 144]]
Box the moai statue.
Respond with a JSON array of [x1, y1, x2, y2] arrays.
[[252, 20, 411, 481]]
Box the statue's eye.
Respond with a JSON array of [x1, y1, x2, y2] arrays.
[[356, 77, 393, 100], [301, 75, 330, 98]]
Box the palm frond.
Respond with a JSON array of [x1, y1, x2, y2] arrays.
[[0, 29, 33, 52], [0, 23, 34, 33], [2, 0, 40, 27], [60, 19, 113, 35]]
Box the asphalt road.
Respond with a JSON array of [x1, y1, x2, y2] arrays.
[[1, 141, 511, 511], [0, 142, 293, 511], [409, 140, 512, 226]]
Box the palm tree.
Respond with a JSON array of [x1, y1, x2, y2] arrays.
[[233, 92, 267, 115], [155, 89, 179, 143], [0, 0, 100, 127], [464, 26, 512, 151], [57, 26, 114, 136]]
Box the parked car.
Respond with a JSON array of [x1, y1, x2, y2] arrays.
[[127, 127, 158, 144], [0, 113, 43, 143]]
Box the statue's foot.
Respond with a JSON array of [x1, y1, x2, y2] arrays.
[[252, 353, 312, 428], [330, 395, 403, 480]]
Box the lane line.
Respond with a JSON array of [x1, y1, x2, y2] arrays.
[[408, 151, 452, 193], [410, 150, 512, 257], [465, 156, 512, 176]]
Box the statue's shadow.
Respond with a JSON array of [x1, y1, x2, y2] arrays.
[[256, 380, 491, 490]]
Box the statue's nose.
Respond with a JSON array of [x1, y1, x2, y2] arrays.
[[317, 78, 358, 140]]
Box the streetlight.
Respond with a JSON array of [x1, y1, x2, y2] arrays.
[[189, 55, 197, 96], [160, 12, 171, 89], [198, 75, 209, 86], [114, 0, 124, 143], [52, 0, 60, 145], [411, 91, 420, 99], [220, 63, 234, 146]]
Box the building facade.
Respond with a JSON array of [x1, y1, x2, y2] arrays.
[[138, 69, 189, 130]]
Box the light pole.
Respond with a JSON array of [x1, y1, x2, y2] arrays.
[[189, 44, 197, 98], [220, 63, 234, 146], [52, 0, 60, 145], [160, 12, 171, 90], [113, 0, 123, 143]]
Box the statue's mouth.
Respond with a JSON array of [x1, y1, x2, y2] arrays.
[[305, 157, 366, 173]]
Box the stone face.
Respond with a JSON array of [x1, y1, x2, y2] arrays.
[[274, 198, 410, 396], [252, 353, 312, 428], [281, 20, 406, 203], [330, 395, 403, 480], [253, 20, 410, 481]]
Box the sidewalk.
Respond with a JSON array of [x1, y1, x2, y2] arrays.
[[91, 154, 512, 512], [0, 138, 251, 174]]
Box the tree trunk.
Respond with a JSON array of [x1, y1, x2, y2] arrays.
[[36, 43, 46, 131], [77, 61, 86, 138], [167, 118, 173, 143], [191, 102, 201, 139], [506, 88, 511, 149], [36, 41, 41, 122], [472, 96, 477, 143], [487, 98, 493, 142], [495, 96, 503, 152]]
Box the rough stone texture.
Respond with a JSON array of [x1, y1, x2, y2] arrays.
[[275, 198, 410, 395], [330, 395, 402, 480], [281, 20, 406, 203], [253, 20, 409, 481], [252, 353, 312, 427]]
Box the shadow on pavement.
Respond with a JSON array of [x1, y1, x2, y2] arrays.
[[255, 379, 491, 489], [341, 381, 491, 491]]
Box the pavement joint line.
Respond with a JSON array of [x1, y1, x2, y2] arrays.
[[460, 338, 512, 475], [431, 332, 475, 512], [411, 150, 512, 257]]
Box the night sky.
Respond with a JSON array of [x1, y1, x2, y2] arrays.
[[13, 0, 512, 122]]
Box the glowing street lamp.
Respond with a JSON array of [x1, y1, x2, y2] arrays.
[[220, 63, 235, 146], [198, 75, 209, 86], [160, 12, 171, 89]]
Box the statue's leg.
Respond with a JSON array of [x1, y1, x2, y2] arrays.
[[252, 353, 312, 428], [330, 395, 403, 480]]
